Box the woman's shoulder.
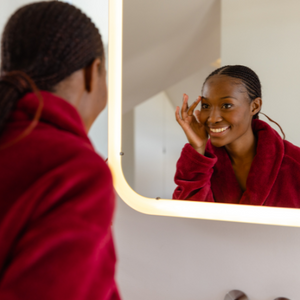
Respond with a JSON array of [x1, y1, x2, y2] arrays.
[[282, 139, 300, 165], [283, 139, 300, 152], [39, 126, 109, 177], [3, 119, 110, 185]]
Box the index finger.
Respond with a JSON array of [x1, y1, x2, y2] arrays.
[[187, 96, 201, 116], [181, 93, 189, 118]]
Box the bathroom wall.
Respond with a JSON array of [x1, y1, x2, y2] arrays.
[[132, 92, 186, 199], [114, 197, 300, 300], [222, 0, 300, 146], [0, 0, 41, 40]]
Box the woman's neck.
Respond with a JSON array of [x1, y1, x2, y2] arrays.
[[225, 128, 257, 167], [225, 128, 257, 192]]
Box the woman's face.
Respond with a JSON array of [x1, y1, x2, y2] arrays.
[[200, 75, 259, 148]]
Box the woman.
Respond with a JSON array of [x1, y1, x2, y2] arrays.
[[174, 65, 300, 208], [0, 2, 120, 300]]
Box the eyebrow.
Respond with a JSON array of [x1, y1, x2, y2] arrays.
[[201, 96, 237, 100], [220, 96, 237, 100]]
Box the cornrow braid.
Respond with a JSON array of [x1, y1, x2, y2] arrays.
[[203, 65, 262, 119], [0, 1, 104, 134]]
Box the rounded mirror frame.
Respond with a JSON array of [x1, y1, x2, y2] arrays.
[[108, 0, 300, 227]]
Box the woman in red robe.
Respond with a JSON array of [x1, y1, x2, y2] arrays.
[[174, 65, 300, 208], [0, 2, 120, 299]]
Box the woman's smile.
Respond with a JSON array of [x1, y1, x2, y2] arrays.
[[209, 126, 230, 136]]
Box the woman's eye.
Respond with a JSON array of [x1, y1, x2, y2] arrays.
[[222, 103, 233, 109], [201, 104, 209, 109]]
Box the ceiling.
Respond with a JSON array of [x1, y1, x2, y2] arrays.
[[122, 0, 221, 112]]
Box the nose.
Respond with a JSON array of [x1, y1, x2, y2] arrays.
[[207, 107, 222, 124]]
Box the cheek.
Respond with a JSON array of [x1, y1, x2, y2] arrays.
[[230, 108, 252, 128], [100, 87, 108, 112], [199, 110, 208, 124], [96, 78, 107, 105]]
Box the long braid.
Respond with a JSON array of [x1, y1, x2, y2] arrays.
[[0, 1, 104, 134], [202, 65, 285, 138]]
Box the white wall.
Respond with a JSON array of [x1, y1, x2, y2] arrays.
[[114, 196, 300, 300], [89, 106, 108, 158], [221, 0, 300, 145], [0, 0, 41, 43], [69, 0, 108, 45], [133, 92, 186, 199], [0, 0, 108, 49]]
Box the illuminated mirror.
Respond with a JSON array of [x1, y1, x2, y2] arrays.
[[108, 0, 300, 227], [2, 0, 299, 227]]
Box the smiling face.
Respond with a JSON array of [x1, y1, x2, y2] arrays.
[[200, 75, 260, 148]]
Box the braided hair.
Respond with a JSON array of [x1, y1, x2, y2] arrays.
[[202, 65, 262, 119], [202, 65, 285, 138], [0, 1, 104, 133]]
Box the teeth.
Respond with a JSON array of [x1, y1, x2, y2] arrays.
[[210, 126, 229, 133]]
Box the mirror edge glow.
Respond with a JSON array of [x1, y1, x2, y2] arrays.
[[107, 0, 300, 227]]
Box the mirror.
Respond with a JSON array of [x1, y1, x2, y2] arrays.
[[108, 0, 300, 227], [118, 0, 300, 210], [2, 0, 299, 226]]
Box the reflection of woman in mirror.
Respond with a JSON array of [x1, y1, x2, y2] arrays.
[[174, 65, 300, 207], [0, 2, 120, 299]]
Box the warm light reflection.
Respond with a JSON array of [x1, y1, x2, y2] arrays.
[[107, 0, 300, 227]]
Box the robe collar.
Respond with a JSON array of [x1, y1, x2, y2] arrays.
[[206, 119, 284, 205], [9, 91, 92, 146]]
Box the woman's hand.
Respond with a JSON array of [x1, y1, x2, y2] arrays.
[[175, 94, 208, 155]]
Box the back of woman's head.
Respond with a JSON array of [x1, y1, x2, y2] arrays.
[[203, 65, 262, 119], [0, 1, 104, 132]]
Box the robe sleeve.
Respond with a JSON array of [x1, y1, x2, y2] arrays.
[[0, 153, 121, 300], [173, 143, 217, 201]]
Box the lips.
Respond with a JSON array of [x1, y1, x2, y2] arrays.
[[209, 126, 230, 134]]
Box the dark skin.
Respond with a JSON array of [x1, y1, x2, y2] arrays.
[[175, 75, 262, 192], [53, 58, 107, 131]]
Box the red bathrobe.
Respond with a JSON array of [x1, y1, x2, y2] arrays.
[[173, 119, 300, 208], [0, 92, 120, 300]]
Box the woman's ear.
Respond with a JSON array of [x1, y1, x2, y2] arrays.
[[250, 97, 262, 116], [84, 58, 101, 93]]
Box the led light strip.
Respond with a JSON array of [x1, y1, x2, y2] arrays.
[[107, 0, 300, 227]]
